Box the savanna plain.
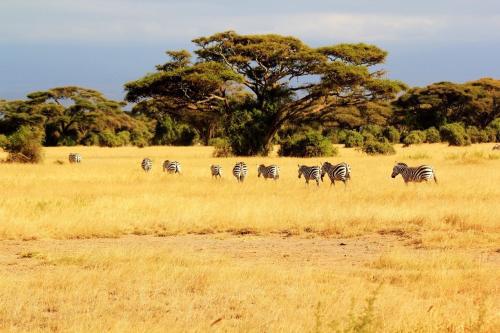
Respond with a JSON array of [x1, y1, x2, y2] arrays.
[[0, 144, 499, 332]]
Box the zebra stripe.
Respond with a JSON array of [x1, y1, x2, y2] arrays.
[[163, 160, 181, 174], [321, 162, 351, 187], [391, 163, 437, 184], [210, 164, 223, 178], [298, 165, 321, 186], [257, 164, 280, 180], [68, 153, 82, 164], [141, 158, 153, 172], [232, 162, 248, 182]]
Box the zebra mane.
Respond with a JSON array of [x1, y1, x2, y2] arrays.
[[397, 162, 408, 167]]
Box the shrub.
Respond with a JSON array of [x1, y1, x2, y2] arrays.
[[425, 127, 441, 143], [175, 125, 199, 146], [116, 131, 131, 146], [403, 130, 426, 146], [3, 126, 44, 163], [362, 140, 396, 155], [210, 137, 233, 157], [0, 134, 8, 149], [82, 133, 100, 146], [486, 118, 500, 141], [383, 126, 400, 143], [330, 129, 348, 144], [344, 130, 364, 148], [98, 130, 127, 147], [440, 123, 471, 146], [279, 130, 337, 157], [466, 126, 490, 143], [361, 124, 383, 139]]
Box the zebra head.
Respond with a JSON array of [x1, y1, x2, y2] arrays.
[[257, 164, 265, 178], [320, 162, 332, 180], [391, 163, 407, 178], [297, 165, 303, 178]]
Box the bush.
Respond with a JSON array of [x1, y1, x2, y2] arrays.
[[116, 131, 131, 146], [403, 130, 426, 146], [486, 118, 500, 141], [344, 130, 364, 148], [279, 130, 337, 157], [0, 134, 8, 149], [210, 137, 233, 157], [361, 124, 383, 139], [82, 133, 100, 146], [362, 140, 396, 155], [425, 127, 441, 143], [175, 125, 199, 146], [330, 129, 348, 144], [466, 126, 490, 143], [440, 123, 471, 146], [98, 130, 123, 147], [3, 126, 44, 163], [383, 126, 400, 143]]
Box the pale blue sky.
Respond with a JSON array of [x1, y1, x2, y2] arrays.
[[1, 0, 499, 100]]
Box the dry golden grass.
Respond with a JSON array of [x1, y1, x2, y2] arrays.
[[0, 144, 499, 332]]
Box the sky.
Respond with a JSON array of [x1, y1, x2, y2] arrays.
[[1, 0, 499, 100]]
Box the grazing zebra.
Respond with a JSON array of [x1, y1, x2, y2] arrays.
[[232, 162, 248, 182], [257, 164, 280, 180], [163, 160, 181, 174], [493, 144, 500, 150], [391, 162, 437, 184], [210, 164, 223, 178], [298, 165, 322, 186], [321, 161, 351, 187], [68, 153, 82, 164], [141, 158, 153, 172]]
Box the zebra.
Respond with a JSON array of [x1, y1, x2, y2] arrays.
[[320, 161, 351, 187], [163, 160, 181, 174], [391, 162, 437, 184], [493, 144, 500, 150], [232, 162, 248, 182], [257, 164, 280, 180], [141, 158, 153, 172], [298, 165, 322, 186], [210, 164, 223, 178], [68, 153, 82, 164]]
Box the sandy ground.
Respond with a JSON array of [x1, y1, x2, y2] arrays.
[[1, 233, 498, 273]]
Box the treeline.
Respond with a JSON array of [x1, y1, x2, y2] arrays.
[[1, 31, 499, 161]]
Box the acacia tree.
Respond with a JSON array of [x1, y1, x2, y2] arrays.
[[126, 31, 406, 155], [393, 78, 500, 129]]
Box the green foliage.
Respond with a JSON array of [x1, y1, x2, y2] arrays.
[[344, 130, 364, 148], [362, 140, 396, 155], [0, 134, 9, 149], [440, 123, 471, 146], [98, 130, 125, 147], [394, 78, 500, 129], [2, 126, 44, 163], [330, 129, 348, 144], [487, 118, 500, 141], [279, 130, 337, 157], [425, 127, 441, 143], [383, 126, 400, 143], [209, 137, 233, 157], [403, 130, 426, 145], [154, 115, 199, 146], [466, 126, 491, 143]]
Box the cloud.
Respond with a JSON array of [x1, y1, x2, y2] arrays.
[[0, 0, 499, 44]]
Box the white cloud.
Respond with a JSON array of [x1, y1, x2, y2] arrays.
[[0, 0, 499, 44]]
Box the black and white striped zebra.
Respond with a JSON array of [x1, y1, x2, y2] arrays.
[[210, 164, 223, 178], [232, 162, 248, 182], [257, 164, 280, 180], [163, 160, 181, 174], [141, 158, 153, 172], [68, 153, 82, 164], [391, 162, 437, 184], [320, 162, 351, 187], [298, 165, 322, 186]]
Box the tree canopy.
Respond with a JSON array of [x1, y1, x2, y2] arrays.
[[125, 31, 407, 155]]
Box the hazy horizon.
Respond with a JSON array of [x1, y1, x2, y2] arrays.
[[1, 0, 499, 100]]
